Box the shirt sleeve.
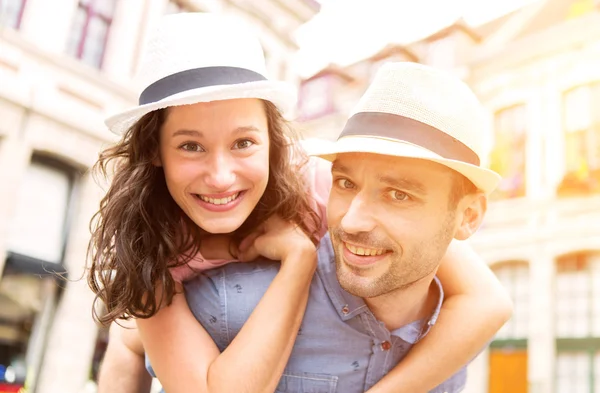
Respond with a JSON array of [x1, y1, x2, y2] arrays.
[[302, 156, 332, 240], [170, 253, 232, 283]]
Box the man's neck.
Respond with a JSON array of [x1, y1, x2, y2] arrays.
[[364, 273, 438, 332]]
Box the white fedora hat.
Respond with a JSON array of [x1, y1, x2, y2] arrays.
[[105, 13, 296, 135], [308, 62, 501, 195]]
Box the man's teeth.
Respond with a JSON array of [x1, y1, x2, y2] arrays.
[[199, 192, 240, 205], [345, 243, 386, 256]]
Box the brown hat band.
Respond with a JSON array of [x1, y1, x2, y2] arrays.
[[339, 112, 480, 166]]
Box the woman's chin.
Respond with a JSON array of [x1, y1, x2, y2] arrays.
[[194, 217, 246, 235]]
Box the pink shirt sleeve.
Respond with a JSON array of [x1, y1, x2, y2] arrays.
[[170, 155, 332, 283], [169, 254, 232, 283], [302, 156, 332, 240]]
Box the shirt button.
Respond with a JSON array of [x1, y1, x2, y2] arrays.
[[381, 341, 391, 351], [341, 305, 349, 315]]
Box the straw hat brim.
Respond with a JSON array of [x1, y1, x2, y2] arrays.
[[306, 136, 501, 195], [105, 79, 296, 135]]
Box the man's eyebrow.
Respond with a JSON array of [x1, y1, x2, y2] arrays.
[[331, 162, 351, 174], [172, 126, 261, 138], [332, 161, 427, 195], [378, 175, 427, 195]]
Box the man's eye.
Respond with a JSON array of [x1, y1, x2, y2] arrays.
[[389, 190, 409, 201], [336, 178, 355, 189]]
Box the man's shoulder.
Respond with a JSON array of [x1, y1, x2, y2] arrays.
[[184, 234, 333, 287], [317, 232, 335, 271], [183, 234, 334, 302], [205, 233, 333, 277]]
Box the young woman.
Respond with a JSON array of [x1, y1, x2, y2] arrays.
[[88, 13, 512, 393]]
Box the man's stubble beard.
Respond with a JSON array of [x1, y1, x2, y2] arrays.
[[332, 211, 457, 299]]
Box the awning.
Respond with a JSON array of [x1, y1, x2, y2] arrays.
[[3, 252, 68, 278]]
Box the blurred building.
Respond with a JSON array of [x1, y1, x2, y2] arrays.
[[0, 0, 319, 392], [298, 0, 600, 392]]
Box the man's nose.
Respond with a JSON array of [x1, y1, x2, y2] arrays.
[[339, 194, 377, 234]]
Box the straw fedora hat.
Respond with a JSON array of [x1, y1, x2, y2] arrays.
[[105, 12, 296, 135], [308, 62, 501, 195]]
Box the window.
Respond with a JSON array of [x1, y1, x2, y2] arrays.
[[556, 352, 590, 393], [555, 253, 600, 393], [568, 0, 596, 18], [0, 156, 76, 392], [298, 76, 334, 120], [489, 105, 527, 199], [555, 253, 600, 337], [493, 262, 529, 339], [5, 157, 75, 264], [559, 84, 600, 195], [65, 0, 117, 69], [0, 0, 26, 29]]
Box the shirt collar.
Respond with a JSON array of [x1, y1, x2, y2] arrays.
[[317, 234, 445, 333], [317, 235, 368, 321], [391, 276, 445, 344]]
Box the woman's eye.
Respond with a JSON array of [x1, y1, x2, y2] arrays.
[[180, 143, 204, 152], [390, 190, 409, 201], [233, 139, 255, 150]]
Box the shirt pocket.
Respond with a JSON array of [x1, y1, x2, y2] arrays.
[[275, 371, 338, 393]]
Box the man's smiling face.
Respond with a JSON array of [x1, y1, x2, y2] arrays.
[[327, 153, 465, 298]]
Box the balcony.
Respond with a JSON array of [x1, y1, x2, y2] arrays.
[[472, 194, 600, 258]]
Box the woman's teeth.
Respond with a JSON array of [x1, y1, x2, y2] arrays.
[[199, 192, 240, 205], [345, 243, 387, 256]]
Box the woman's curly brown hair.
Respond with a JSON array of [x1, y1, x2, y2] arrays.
[[87, 101, 321, 325]]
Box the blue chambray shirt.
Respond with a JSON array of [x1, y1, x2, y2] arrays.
[[147, 234, 466, 392]]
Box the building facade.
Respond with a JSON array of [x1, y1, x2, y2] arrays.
[[297, 1, 600, 392], [0, 0, 318, 392]]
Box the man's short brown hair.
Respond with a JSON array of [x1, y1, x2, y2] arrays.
[[449, 172, 479, 208]]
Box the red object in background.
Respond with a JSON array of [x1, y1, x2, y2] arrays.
[[0, 383, 24, 393]]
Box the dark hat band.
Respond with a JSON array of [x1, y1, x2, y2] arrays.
[[339, 112, 480, 166], [139, 66, 267, 106]]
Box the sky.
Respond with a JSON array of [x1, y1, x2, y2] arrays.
[[292, 0, 540, 77]]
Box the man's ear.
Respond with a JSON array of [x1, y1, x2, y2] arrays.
[[455, 192, 487, 241]]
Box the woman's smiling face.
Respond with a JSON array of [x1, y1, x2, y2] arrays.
[[157, 98, 270, 234]]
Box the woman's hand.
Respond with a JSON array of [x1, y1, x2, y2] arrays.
[[237, 215, 316, 263]]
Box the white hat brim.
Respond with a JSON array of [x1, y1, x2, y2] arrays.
[[105, 80, 296, 135], [306, 136, 501, 195]]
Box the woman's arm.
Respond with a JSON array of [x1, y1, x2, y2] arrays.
[[98, 320, 152, 393], [366, 239, 513, 393], [137, 216, 317, 393]]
